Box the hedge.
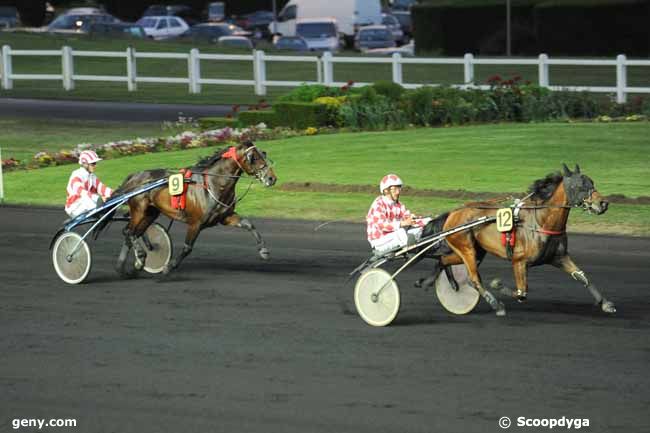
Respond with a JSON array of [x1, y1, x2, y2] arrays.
[[273, 102, 330, 129], [198, 117, 240, 130], [238, 110, 278, 128], [412, 0, 650, 56]]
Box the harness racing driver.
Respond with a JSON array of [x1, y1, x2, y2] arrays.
[[366, 174, 432, 254], [65, 150, 113, 218]]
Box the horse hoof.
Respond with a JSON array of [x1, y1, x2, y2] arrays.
[[162, 265, 172, 276], [259, 248, 270, 261], [514, 289, 527, 303], [496, 303, 507, 317], [489, 278, 503, 290], [601, 300, 616, 314]]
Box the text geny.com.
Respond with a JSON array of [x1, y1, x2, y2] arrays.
[[12, 418, 77, 430]]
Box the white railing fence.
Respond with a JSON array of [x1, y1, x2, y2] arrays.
[[1, 45, 650, 103]]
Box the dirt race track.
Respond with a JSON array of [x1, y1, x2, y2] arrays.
[[1, 206, 649, 433]]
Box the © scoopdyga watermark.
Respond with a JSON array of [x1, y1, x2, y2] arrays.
[[498, 416, 590, 429], [12, 418, 77, 430]]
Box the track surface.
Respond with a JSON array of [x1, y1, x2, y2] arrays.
[[0, 98, 231, 122], [1, 206, 649, 432]]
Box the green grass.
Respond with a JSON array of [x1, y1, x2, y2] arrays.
[[1, 31, 648, 105], [3, 122, 650, 235], [0, 118, 194, 162]]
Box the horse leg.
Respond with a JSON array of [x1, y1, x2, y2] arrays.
[[222, 213, 270, 260], [447, 242, 506, 316], [163, 222, 201, 274], [552, 255, 616, 313], [510, 259, 529, 302], [415, 259, 443, 289]]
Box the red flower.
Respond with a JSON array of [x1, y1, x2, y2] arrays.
[[487, 75, 502, 84]]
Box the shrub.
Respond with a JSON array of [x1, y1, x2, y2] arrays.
[[314, 96, 346, 127], [238, 110, 278, 128], [340, 94, 407, 130], [277, 84, 342, 103], [372, 81, 405, 102], [403, 87, 435, 126], [198, 117, 240, 130], [274, 102, 329, 129]]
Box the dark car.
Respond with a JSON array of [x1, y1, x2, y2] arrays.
[[273, 36, 309, 52], [0, 6, 20, 28], [143, 4, 199, 25], [354, 25, 395, 52], [47, 10, 120, 33], [87, 22, 146, 39], [391, 0, 417, 11], [234, 10, 274, 39], [392, 11, 412, 38], [182, 22, 250, 43]]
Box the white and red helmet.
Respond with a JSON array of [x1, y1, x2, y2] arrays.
[[78, 150, 102, 165], [380, 174, 403, 193]]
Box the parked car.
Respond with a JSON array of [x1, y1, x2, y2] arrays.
[[392, 10, 412, 39], [143, 4, 199, 25], [235, 10, 274, 39], [270, 0, 381, 44], [354, 25, 395, 51], [136, 16, 189, 40], [206, 2, 225, 22], [381, 13, 405, 45], [273, 36, 309, 52], [0, 6, 20, 28], [390, 0, 417, 11], [87, 22, 147, 39], [47, 9, 120, 33], [218, 36, 254, 50], [182, 22, 250, 43], [295, 18, 340, 52]]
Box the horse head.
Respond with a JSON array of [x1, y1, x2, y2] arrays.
[[561, 163, 608, 215], [238, 141, 277, 187]]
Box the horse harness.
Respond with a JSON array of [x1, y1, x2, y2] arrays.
[[170, 145, 266, 214]]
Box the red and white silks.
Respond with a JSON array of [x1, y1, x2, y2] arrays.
[[65, 167, 113, 217], [366, 195, 431, 253]]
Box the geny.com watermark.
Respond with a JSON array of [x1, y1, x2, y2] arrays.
[[499, 416, 590, 429], [12, 418, 77, 430]]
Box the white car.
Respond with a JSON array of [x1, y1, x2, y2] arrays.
[[295, 18, 340, 52], [136, 16, 189, 40]]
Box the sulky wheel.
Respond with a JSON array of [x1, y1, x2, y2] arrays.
[[139, 223, 173, 274], [354, 268, 400, 327], [435, 264, 480, 315], [52, 232, 92, 284]]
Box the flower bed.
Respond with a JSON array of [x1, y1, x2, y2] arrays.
[[2, 123, 311, 172]]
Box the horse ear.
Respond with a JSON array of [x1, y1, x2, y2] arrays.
[[574, 164, 581, 173], [562, 163, 572, 176]]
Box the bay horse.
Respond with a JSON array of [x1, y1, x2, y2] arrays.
[[416, 164, 615, 316], [111, 141, 277, 274]]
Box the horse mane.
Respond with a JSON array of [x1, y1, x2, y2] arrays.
[[194, 141, 254, 169], [528, 171, 564, 200]]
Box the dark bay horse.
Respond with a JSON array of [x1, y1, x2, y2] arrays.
[[417, 164, 615, 316], [112, 141, 277, 274]]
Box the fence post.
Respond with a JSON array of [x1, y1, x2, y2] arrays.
[[189, 48, 201, 94], [316, 56, 322, 83], [616, 54, 627, 104], [322, 51, 333, 85], [463, 53, 474, 87], [392, 53, 403, 85], [62, 46, 75, 91], [126, 47, 137, 91], [1, 45, 12, 90], [253, 50, 266, 96], [0, 147, 4, 203], [538, 53, 549, 87]]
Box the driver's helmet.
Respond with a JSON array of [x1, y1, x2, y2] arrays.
[[380, 174, 403, 193], [79, 150, 102, 165]]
